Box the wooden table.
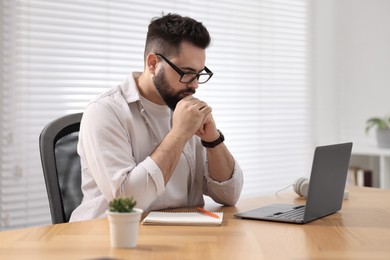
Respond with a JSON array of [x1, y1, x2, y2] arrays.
[[1, 186, 390, 260]]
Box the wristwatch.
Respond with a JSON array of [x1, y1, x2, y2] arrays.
[[201, 130, 225, 148]]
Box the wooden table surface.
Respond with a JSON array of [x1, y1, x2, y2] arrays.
[[1, 186, 390, 260]]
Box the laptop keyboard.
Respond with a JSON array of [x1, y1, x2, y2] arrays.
[[270, 206, 305, 220]]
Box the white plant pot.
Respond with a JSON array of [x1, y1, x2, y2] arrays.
[[376, 129, 390, 149], [106, 208, 143, 248]]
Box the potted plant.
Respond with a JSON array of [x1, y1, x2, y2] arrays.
[[365, 115, 390, 148], [106, 197, 143, 248]]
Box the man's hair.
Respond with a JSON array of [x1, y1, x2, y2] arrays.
[[144, 13, 211, 60]]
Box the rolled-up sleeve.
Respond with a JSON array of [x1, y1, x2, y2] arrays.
[[204, 158, 244, 206]]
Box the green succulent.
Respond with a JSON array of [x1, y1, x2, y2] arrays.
[[109, 197, 137, 213], [365, 116, 390, 134]]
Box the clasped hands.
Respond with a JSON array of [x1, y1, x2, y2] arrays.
[[172, 95, 219, 142]]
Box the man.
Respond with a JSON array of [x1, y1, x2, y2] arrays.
[[70, 13, 243, 222]]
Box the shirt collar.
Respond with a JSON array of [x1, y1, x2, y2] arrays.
[[120, 72, 143, 104]]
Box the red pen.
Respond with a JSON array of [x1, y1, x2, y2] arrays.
[[196, 207, 220, 219]]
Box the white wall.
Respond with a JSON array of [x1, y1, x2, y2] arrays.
[[313, 0, 339, 146], [314, 0, 390, 146]]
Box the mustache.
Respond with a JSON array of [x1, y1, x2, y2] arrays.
[[177, 88, 196, 96]]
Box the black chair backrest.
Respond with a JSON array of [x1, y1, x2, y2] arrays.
[[39, 113, 83, 224]]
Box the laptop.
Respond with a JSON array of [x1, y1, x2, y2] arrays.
[[235, 142, 353, 224]]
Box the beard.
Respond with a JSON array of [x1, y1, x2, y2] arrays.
[[153, 67, 195, 110]]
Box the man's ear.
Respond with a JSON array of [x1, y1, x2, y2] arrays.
[[146, 53, 159, 75]]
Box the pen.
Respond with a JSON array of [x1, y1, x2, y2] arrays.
[[196, 207, 220, 219]]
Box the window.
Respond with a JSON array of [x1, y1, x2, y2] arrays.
[[0, 0, 312, 230]]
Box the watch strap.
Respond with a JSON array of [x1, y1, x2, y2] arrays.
[[201, 130, 225, 148]]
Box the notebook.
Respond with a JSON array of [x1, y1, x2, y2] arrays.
[[235, 142, 353, 224], [142, 211, 223, 226]]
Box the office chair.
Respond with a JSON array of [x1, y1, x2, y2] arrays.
[[39, 113, 83, 224]]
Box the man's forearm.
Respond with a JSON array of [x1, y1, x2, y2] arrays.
[[205, 143, 235, 182], [151, 130, 188, 184]]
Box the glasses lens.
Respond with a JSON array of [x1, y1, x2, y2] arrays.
[[197, 74, 212, 84], [181, 73, 198, 83], [180, 73, 212, 84]]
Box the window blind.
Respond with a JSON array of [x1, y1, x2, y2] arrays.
[[0, 0, 312, 230]]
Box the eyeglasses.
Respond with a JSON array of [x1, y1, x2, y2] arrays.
[[156, 53, 213, 84]]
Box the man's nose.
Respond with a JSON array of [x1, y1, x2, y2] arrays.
[[187, 78, 199, 90]]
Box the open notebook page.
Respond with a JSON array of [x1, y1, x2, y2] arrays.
[[142, 211, 223, 226]]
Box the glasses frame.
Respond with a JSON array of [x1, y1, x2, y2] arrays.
[[156, 53, 213, 84]]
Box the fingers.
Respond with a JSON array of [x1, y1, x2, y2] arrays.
[[196, 112, 214, 136], [181, 96, 211, 114], [174, 96, 215, 138]]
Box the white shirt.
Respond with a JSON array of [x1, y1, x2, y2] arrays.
[[138, 94, 190, 209], [70, 72, 243, 222]]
